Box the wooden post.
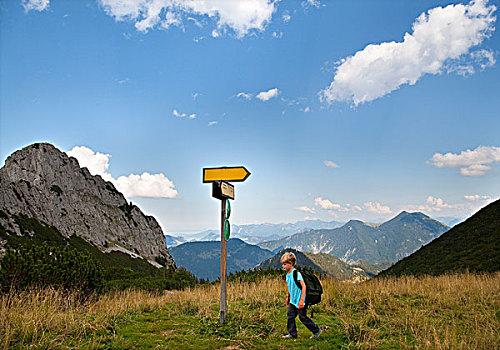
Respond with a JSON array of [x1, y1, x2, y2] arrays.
[[220, 199, 227, 324]]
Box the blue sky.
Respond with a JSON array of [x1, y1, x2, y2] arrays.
[[1, 0, 499, 235]]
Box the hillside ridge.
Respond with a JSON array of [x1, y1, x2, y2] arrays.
[[379, 199, 500, 277]]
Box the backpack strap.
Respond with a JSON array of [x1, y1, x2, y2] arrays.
[[293, 269, 302, 290]]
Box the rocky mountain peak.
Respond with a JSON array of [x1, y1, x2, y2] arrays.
[[0, 143, 175, 268]]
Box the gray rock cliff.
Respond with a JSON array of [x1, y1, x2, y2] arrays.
[[0, 143, 175, 268]]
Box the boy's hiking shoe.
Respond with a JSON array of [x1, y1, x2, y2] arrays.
[[281, 334, 296, 339], [310, 329, 322, 339]]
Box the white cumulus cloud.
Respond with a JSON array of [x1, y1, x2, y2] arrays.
[[427, 145, 500, 176], [98, 0, 277, 38], [66, 146, 114, 182], [314, 197, 341, 210], [115, 173, 178, 198], [363, 202, 392, 214], [22, 0, 50, 12], [66, 146, 178, 199], [320, 0, 496, 106], [314, 197, 363, 213], [256, 88, 280, 101]]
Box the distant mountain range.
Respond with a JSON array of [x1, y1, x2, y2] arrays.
[[433, 216, 465, 227], [168, 239, 274, 281], [256, 248, 392, 281], [187, 220, 343, 244], [258, 212, 449, 264], [379, 199, 500, 277], [164, 235, 187, 247]]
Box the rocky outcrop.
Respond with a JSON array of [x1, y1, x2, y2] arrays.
[[0, 143, 175, 268]]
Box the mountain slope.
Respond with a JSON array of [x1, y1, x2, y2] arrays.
[[0, 143, 175, 268], [255, 248, 327, 274], [379, 199, 500, 277], [258, 212, 448, 264], [164, 235, 186, 247], [169, 239, 274, 281]]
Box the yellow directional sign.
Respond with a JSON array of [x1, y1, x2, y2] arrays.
[[203, 166, 251, 183]]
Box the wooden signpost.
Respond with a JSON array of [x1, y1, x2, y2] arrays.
[[203, 166, 250, 323]]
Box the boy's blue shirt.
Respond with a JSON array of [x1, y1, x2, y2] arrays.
[[286, 268, 305, 308]]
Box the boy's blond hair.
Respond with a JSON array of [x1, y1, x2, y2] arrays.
[[280, 252, 296, 266]]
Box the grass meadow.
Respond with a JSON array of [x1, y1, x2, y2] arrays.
[[1, 272, 499, 349]]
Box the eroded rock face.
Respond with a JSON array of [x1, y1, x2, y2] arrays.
[[0, 143, 175, 268]]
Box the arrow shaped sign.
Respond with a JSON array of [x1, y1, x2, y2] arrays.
[[203, 166, 251, 183]]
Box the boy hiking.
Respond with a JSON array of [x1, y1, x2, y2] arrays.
[[281, 252, 322, 339]]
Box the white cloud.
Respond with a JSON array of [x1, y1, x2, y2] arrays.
[[115, 173, 178, 198], [404, 195, 496, 219], [187, 16, 202, 28], [460, 164, 491, 176], [22, 0, 50, 12], [347, 204, 363, 212], [424, 196, 466, 212], [98, 0, 277, 38], [256, 88, 280, 101], [236, 92, 252, 100], [320, 0, 496, 105], [173, 109, 196, 119], [426, 196, 455, 209], [208, 121, 218, 126], [272, 31, 283, 39], [447, 49, 496, 75], [363, 202, 392, 214], [303, 0, 320, 9], [464, 194, 492, 201], [66, 146, 178, 199], [282, 11, 291, 23], [324, 160, 339, 168], [314, 197, 363, 213], [66, 146, 114, 182], [314, 197, 341, 210], [296, 206, 316, 214], [427, 145, 500, 176]]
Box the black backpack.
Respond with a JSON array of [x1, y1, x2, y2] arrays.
[[293, 269, 323, 306]]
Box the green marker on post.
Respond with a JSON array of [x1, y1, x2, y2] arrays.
[[224, 219, 230, 240], [225, 199, 231, 219]]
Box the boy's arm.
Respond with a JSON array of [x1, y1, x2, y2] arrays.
[[298, 280, 306, 309], [286, 289, 290, 305]]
